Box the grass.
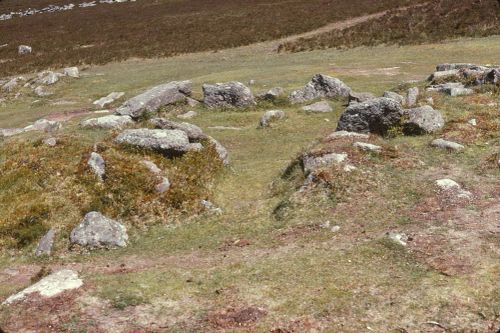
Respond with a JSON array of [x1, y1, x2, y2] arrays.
[[279, 0, 500, 53], [0, 0, 425, 77], [0, 37, 499, 331]]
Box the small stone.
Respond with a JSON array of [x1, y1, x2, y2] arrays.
[[87, 152, 105, 181], [259, 110, 285, 127], [177, 111, 197, 119], [348, 91, 376, 104], [435, 178, 472, 199], [302, 152, 348, 174], [387, 232, 408, 246], [201, 199, 223, 215], [81, 115, 133, 129], [155, 177, 171, 194], [35, 229, 55, 257], [42, 137, 57, 147], [468, 118, 477, 126], [353, 142, 382, 153], [186, 97, 200, 107], [34, 86, 52, 97], [431, 139, 465, 151], [406, 87, 419, 107], [18, 45, 32, 55], [301, 101, 332, 112], [257, 87, 285, 100], [63, 67, 79, 78], [93, 92, 125, 108], [24, 119, 61, 133], [141, 160, 162, 174], [325, 131, 370, 140]]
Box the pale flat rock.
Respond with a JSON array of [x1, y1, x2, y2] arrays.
[[149, 118, 206, 140], [353, 141, 382, 153], [114, 129, 192, 155], [63, 67, 79, 78], [435, 178, 472, 199], [0, 128, 25, 137], [93, 92, 125, 108], [42, 137, 57, 147], [259, 110, 285, 127], [81, 115, 133, 129], [301, 101, 332, 112], [326, 130, 369, 140], [177, 111, 197, 119], [2, 270, 83, 305], [24, 119, 61, 133], [431, 139, 464, 151]]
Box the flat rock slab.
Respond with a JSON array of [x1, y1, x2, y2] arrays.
[[81, 115, 133, 129], [431, 139, 464, 151], [2, 270, 83, 305], [435, 178, 472, 199], [302, 101, 332, 112], [353, 141, 382, 153], [116, 80, 192, 118], [70, 211, 128, 248], [326, 130, 370, 140], [114, 128, 192, 155], [149, 118, 206, 140]]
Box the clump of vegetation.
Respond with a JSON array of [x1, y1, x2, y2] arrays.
[[0, 134, 223, 250], [0, 0, 425, 77], [279, 0, 500, 52]]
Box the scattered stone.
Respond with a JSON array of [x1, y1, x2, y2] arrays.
[[387, 232, 408, 246], [63, 67, 79, 78], [155, 177, 171, 194], [81, 115, 133, 129], [24, 119, 61, 133], [289, 74, 351, 104], [186, 97, 200, 107], [353, 141, 382, 153], [42, 137, 57, 147], [141, 160, 162, 174], [149, 118, 206, 140], [34, 85, 52, 97], [2, 270, 83, 305], [202, 81, 256, 108], [208, 137, 230, 166], [2, 78, 19, 92], [427, 82, 473, 96], [259, 110, 285, 127], [116, 80, 192, 118], [35, 229, 55, 257], [430, 69, 459, 81], [87, 152, 105, 181], [431, 139, 465, 151], [336, 97, 403, 135], [18, 45, 32, 55], [403, 105, 444, 135], [484, 69, 500, 85], [114, 129, 192, 155], [36, 71, 60, 85], [436, 63, 489, 72], [468, 118, 477, 126], [406, 87, 419, 107], [302, 152, 348, 174], [435, 178, 472, 199], [70, 211, 128, 248], [93, 92, 125, 108], [201, 199, 223, 215], [301, 101, 332, 112], [248, 79, 256, 85], [348, 91, 375, 104], [177, 111, 197, 119], [325, 130, 370, 140], [257, 87, 285, 100]]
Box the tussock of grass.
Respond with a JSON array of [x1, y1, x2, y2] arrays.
[[0, 134, 223, 250]]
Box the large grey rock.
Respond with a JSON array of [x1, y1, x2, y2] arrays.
[[202, 81, 255, 108], [24, 119, 61, 133], [114, 128, 192, 155], [63, 67, 79, 78], [116, 80, 192, 118], [383, 91, 405, 105], [406, 87, 419, 107], [259, 110, 285, 127], [2, 270, 82, 305], [301, 101, 332, 112], [18, 45, 32, 55], [93, 92, 125, 108], [403, 106, 444, 135], [88, 152, 105, 181], [431, 139, 464, 151], [336, 97, 404, 135], [348, 91, 376, 104], [81, 115, 133, 129], [35, 229, 55, 257], [149, 118, 206, 140], [289, 74, 351, 104], [70, 212, 128, 248]]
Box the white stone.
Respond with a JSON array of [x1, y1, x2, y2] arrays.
[[93, 92, 125, 108], [2, 270, 83, 305]]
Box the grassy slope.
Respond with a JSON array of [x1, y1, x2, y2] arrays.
[[0, 36, 499, 331]]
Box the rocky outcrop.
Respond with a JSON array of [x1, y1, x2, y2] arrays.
[[114, 128, 194, 155], [116, 80, 192, 118], [70, 212, 128, 248], [289, 74, 351, 104], [81, 115, 133, 129], [18, 45, 32, 55], [259, 110, 285, 127], [202, 81, 256, 108], [403, 106, 444, 135], [336, 97, 403, 135]]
